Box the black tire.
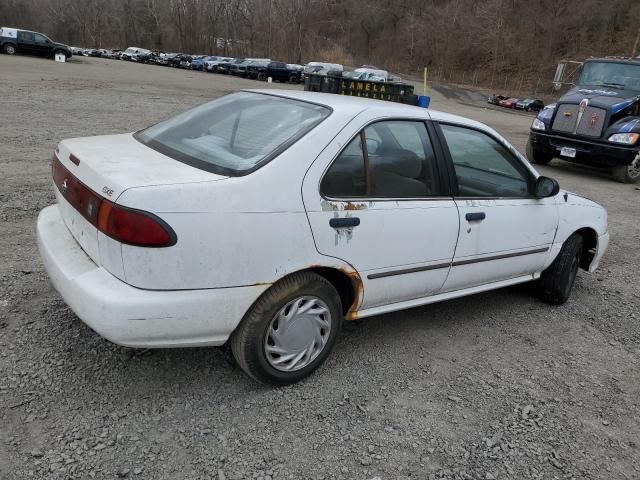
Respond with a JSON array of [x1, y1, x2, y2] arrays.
[[288, 74, 298, 84], [231, 271, 343, 385], [526, 139, 553, 165], [3, 43, 17, 55], [612, 161, 640, 184], [538, 233, 584, 305], [256, 72, 266, 81]]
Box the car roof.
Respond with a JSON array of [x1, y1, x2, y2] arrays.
[[244, 89, 488, 130]]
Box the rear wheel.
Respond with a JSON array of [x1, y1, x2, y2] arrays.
[[257, 72, 266, 81], [612, 157, 640, 184], [231, 272, 343, 385], [526, 139, 553, 165], [288, 74, 298, 84], [3, 43, 16, 55], [538, 233, 584, 305]]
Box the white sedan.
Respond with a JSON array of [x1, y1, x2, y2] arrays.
[[37, 90, 609, 385]]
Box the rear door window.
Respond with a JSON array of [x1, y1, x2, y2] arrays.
[[321, 121, 442, 198]]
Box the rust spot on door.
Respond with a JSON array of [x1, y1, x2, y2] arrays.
[[344, 202, 367, 211], [339, 268, 363, 320]]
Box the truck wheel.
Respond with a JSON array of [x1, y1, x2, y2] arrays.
[[3, 43, 17, 55], [231, 271, 343, 385], [526, 140, 553, 165], [288, 74, 298, 84], [537, 233, 584, 305], [256, 72, 266, 81], [612, 158, 640, 184]]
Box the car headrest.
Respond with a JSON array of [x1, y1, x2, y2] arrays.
[[372, 150, 422, 179]]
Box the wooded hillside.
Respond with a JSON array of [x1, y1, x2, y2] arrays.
[[2, 0, 640, 93]]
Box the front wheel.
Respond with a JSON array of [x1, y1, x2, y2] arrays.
[[538, 233, 584, 305], [526, 140, 553, 165], [231, 272, 343, 385], [3, 43, 17, 55], [612, 157, 640, 184]]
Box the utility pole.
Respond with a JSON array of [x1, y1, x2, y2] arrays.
[[632, 27, 640, 57], [267, 0, 272, 58]]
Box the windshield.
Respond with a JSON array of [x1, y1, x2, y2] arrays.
[[578, 61, 640, 92], [135, 92, 331, 176]]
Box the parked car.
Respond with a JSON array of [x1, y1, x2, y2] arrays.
[[0, 26, 71, 59], [252, 61, 304, 83], [488, 94, 508, 105], [104, 49, 121, 59], [515, 98, 544, 112], [499, 97, 520, 109], [230, 59, 255, 77], [178, 55, 194, 69], [120, 47, 150, 61], [38, 90, 609, 385], [148, 51, 171, 66], [191, 55, 217, 71], [217, 57, 243, 74], [246, 59, 272, 79], [205, 56, 231, 72], [304, 62, 343, 76]]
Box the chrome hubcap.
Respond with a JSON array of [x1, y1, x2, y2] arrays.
[[264, 296, 331, 372], [628, 156, 640, 179]]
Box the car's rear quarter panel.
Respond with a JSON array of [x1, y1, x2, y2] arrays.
[[114, 109, 356, 290]]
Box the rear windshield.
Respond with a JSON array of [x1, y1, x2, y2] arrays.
[[135, 92, 331, 176]]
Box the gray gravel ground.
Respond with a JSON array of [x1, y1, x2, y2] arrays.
[[1, 55, 639, 480]]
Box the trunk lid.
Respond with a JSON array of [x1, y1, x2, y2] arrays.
[[54, 133, 226, 268]]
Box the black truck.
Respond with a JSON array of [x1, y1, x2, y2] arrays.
[[528, 57, 640, 183], [251, 61, 303, 83], [0, 27, 71, 59]]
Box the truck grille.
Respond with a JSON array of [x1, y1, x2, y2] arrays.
[[576, 106, 606, 137], [552, 104, 607, 137], [552, 104, 579, 133]]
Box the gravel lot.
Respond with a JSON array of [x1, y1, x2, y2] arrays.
[[1, 55, 639, 480]]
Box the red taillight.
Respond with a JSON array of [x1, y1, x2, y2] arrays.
[[99, 200, 175, 247], [52, 155, 176, 247]]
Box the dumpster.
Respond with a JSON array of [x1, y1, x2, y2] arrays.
[[304, 73, 418, 106]]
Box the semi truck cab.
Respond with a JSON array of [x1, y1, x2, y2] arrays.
[[527, 57, 640, 183]]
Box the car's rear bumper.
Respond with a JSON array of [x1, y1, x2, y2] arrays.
[[530, 131, 639, 167], [37, 205, 269, 348]]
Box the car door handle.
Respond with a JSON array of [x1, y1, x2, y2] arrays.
[[329, 217, 360, 228], [465, 212, 486, 222]]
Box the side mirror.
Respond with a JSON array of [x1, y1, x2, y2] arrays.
[[534, 176, 560, 198]]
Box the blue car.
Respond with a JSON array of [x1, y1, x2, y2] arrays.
[[191, 56, 217, 71]]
